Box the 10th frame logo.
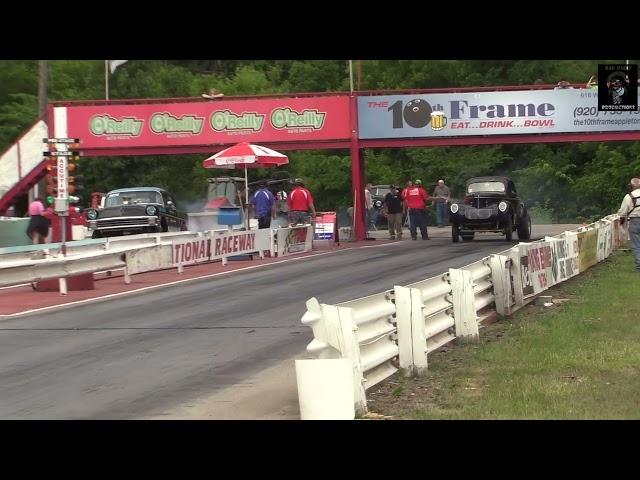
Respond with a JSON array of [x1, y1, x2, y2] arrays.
[[598, 64, 638, 111]]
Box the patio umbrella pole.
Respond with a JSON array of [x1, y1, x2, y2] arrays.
[[245, 166, 249, 230]]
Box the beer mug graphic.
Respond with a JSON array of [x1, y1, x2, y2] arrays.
[[430, 111, 447, 131]]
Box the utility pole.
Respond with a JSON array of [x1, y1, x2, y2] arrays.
[[38, 60, 48, 120]]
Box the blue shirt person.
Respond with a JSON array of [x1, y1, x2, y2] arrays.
[[250, 181, 276, 229]]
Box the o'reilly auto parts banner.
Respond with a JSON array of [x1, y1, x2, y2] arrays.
[[62, 95, 351, 150], [358, 90, 640, 139]]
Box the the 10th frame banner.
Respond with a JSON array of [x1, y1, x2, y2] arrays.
[[358, 89, 640, 139]]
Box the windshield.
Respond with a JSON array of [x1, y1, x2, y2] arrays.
[[208, 181, 240, 205], [467, 181, 506, 194], [105, 191, 162, 207]]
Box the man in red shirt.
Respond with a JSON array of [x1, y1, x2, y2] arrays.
[[403, 179, 431, 240], [287, 178, 316, 225]]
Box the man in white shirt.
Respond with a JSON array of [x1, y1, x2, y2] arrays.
[[618, 177, 640, 272]]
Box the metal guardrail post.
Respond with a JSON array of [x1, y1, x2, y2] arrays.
[[394, 285, 433, 377], [489, 254, 512, 317], [393, 285, 418, 377], [508, 245, 526, 308], [449, 268, 479, 341], [335, 306, 367, 416]]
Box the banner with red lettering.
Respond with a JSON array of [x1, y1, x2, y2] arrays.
[[61, 95, 351, 151], [516, 241, 555, 298], [172, 229, 271, 266]]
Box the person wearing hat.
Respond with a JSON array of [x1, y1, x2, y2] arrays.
[[383, 185, 404, 240], [287, 178, 316, 225], [403, 179, 431, 240]]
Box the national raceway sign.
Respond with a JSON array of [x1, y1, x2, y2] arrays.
[[358, 90, 640, 139], [172, 229, 271, 266]]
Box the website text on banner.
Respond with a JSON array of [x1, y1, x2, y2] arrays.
[[358, 90, 640, 139], [60, 96, 351, 151]]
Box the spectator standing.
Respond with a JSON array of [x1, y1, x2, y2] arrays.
[[288, 178, 316, 225], [404, 179, 431, 240], [365, 183, 374, 230], [249, 180, 276, 229], [26, 197, 49, 244], [433, 179, 451, 228], [618, 177, 640, 272], [383, 185, 404, 240], [401, 180, 413, 227]]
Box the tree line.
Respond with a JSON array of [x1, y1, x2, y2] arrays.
[[1, 60, 638, 222]]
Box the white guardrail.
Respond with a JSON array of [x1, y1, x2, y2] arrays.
[[0, 224, 314, 292], [296, 214, 628, 419]]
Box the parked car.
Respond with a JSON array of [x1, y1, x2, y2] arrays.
[[448, 176, 531, 242], [85, 187, 187, 238]]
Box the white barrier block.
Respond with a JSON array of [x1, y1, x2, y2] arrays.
[[296, 359, 355, 420]]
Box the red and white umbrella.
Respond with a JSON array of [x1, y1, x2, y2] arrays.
[[202, 142, 289, 229], [202, 142, 288, 169]]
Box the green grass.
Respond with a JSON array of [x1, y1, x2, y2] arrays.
[[369, 251, 640, 419]]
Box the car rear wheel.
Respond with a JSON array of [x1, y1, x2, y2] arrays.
[[517, 213, 532, 241], [504, 216, 513, 241], [452, 223, 460, 243], [461, 233, 475, 241]]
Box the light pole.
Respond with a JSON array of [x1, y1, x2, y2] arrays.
[[38, 60, 48, 120]]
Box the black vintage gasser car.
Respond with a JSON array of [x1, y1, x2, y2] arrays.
[[449, 176, 531, 242], [85, 187, 187, 238]]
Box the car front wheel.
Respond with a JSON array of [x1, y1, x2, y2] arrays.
[[517, 213, 532, 241], [504, 216, 513, 241], [452, 223, 460, 243]]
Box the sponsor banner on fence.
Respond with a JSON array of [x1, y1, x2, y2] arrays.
[[597, 220, 613, 261], [517, 241, 555, 298], [358, 90, 640, 139], [577, 228, 598, 271], [545, 234, 579, 284], [62, 96, 351, 150], [172, 229, 270, 266], [611, 217, 629, 249], [277, 225, 313, 257]]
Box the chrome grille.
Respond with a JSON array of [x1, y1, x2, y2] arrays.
[[97, 216, 151, 228], [465, 209, 492, 220]]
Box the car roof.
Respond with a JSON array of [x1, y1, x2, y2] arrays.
[[466, 176, 512, 185], [107, 187, 168, 194]]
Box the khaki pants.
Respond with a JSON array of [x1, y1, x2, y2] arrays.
[[387, 213, 403, 238]]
